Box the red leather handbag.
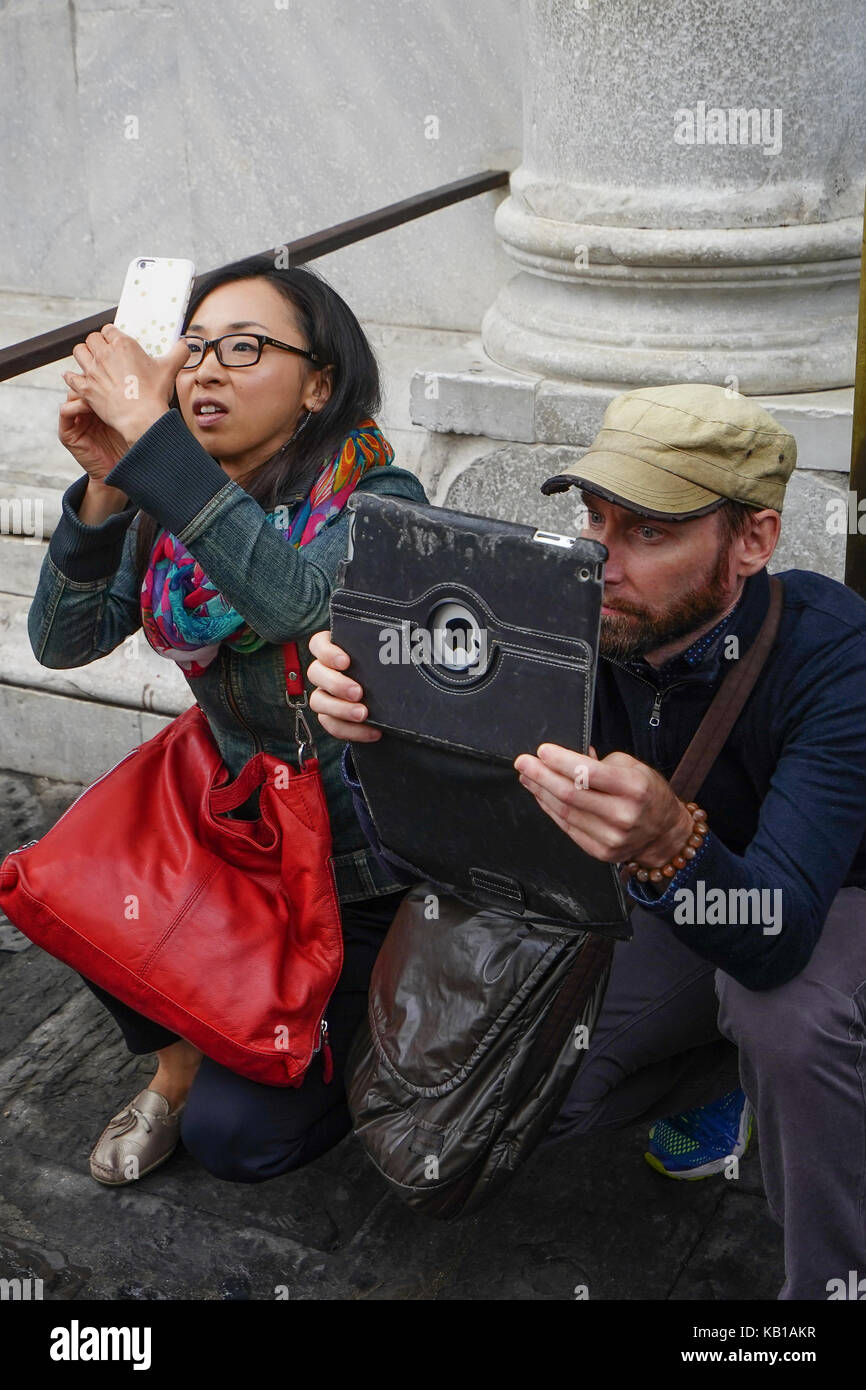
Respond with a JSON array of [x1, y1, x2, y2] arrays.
[[0, 644, 343, 1087]]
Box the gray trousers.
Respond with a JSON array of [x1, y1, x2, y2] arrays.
[[544, 886, 866, 1300]]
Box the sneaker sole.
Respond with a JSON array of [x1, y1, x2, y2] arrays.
[[643, 1103, 754, 1181]]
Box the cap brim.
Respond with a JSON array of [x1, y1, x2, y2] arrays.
[[541, 449, 725, 522]]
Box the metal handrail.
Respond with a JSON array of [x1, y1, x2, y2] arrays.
[[3, 160, 862, 596], [0, 169, 509, 383]]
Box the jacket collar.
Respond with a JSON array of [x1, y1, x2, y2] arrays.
[[605, 567, 771, 689]]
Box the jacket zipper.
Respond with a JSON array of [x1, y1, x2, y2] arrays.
[[221, 646, 263, 753], [215, 490, 303, 752]]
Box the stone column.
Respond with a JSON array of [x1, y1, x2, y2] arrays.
[[481, 0, 865, 394]]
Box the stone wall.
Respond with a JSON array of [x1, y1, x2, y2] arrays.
[[0, 0, 521, 329]]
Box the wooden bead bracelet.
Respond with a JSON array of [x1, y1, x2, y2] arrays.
[[624, 801, 709, 884]]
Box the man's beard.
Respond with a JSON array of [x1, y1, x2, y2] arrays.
[[599, 544, 732, 662]]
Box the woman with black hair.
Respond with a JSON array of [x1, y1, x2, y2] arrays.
[[27, 256, 426, 1186]]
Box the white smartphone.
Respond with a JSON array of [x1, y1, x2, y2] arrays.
[[114, 256, 196, 357]]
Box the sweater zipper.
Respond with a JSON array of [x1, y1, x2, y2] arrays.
[[606, 659, 690, 729]]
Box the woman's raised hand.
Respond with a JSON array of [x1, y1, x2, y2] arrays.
[[62, 324, 190, 450], [58, 388, 130, 482], [308, 631, 382, 743]]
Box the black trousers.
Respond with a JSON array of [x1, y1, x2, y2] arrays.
[[81, 889, 408, 1183]]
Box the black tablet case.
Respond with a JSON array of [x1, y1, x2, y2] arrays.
[[330, 494, 630, 936]]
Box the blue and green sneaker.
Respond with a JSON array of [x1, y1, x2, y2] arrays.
[[644, 1088, 754, 1180]]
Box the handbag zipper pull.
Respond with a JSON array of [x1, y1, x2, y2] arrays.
[[320, 1019, 333, 1084], [649, 690, 662, 728]]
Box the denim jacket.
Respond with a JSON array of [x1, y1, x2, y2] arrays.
[[27, 408, 429, 903]]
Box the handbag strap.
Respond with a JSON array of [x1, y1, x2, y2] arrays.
[[283, 642, 304, 698], [283, 641, 316, 766], [210, 752, 271, 813]]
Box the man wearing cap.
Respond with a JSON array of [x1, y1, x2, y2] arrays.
[[307, 382, 866, 1302]]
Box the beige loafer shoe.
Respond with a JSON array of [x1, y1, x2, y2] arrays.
[[89, 1087, 184, 1186]]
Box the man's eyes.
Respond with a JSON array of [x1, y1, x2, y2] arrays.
[[585, 511, 663, 540]]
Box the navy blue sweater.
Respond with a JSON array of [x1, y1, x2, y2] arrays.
[[344, 565, 866, 991]]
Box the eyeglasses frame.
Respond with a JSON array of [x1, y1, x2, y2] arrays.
[[179, 332, 323, 369]]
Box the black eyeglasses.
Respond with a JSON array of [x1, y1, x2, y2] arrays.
[[179, 333, 322, 369]]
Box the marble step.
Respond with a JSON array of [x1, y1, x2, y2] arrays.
[[0, 537, 191, 780], [0, 682, 174, 784], [0, 533, 47, 597], [0, 585, 193, 718]]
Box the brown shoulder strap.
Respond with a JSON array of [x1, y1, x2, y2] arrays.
[[669, 575, 784, 805], [543, 581, 785, 1054], [613, 573, 784, 905]]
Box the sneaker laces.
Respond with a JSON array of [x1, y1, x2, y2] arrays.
[[661, 1090, 742, 1147]]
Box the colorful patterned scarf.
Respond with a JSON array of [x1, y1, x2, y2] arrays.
[[140, 418, 392, 677]]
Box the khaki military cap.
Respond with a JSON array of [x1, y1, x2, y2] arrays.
[[541, 383, 796, 520]]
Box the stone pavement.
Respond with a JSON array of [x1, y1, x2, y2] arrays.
[[0, 768, 784, 1302]]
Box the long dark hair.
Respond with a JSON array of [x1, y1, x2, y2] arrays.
[[133, 255, 382, 584]]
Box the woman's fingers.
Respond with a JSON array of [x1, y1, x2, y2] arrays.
[[71, 342, 94, 372], [62, 370, 88, 396], [307, 631, 380, 742], [59, 397, 92, 419], [58, 393, 91, 440], [309, 629, 352, 670], [312, 707, 382, 744], [309, 687, 369, 723], [307, 651, 364, 703]]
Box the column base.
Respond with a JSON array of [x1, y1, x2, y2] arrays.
[[409, 346, 853, 582]]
